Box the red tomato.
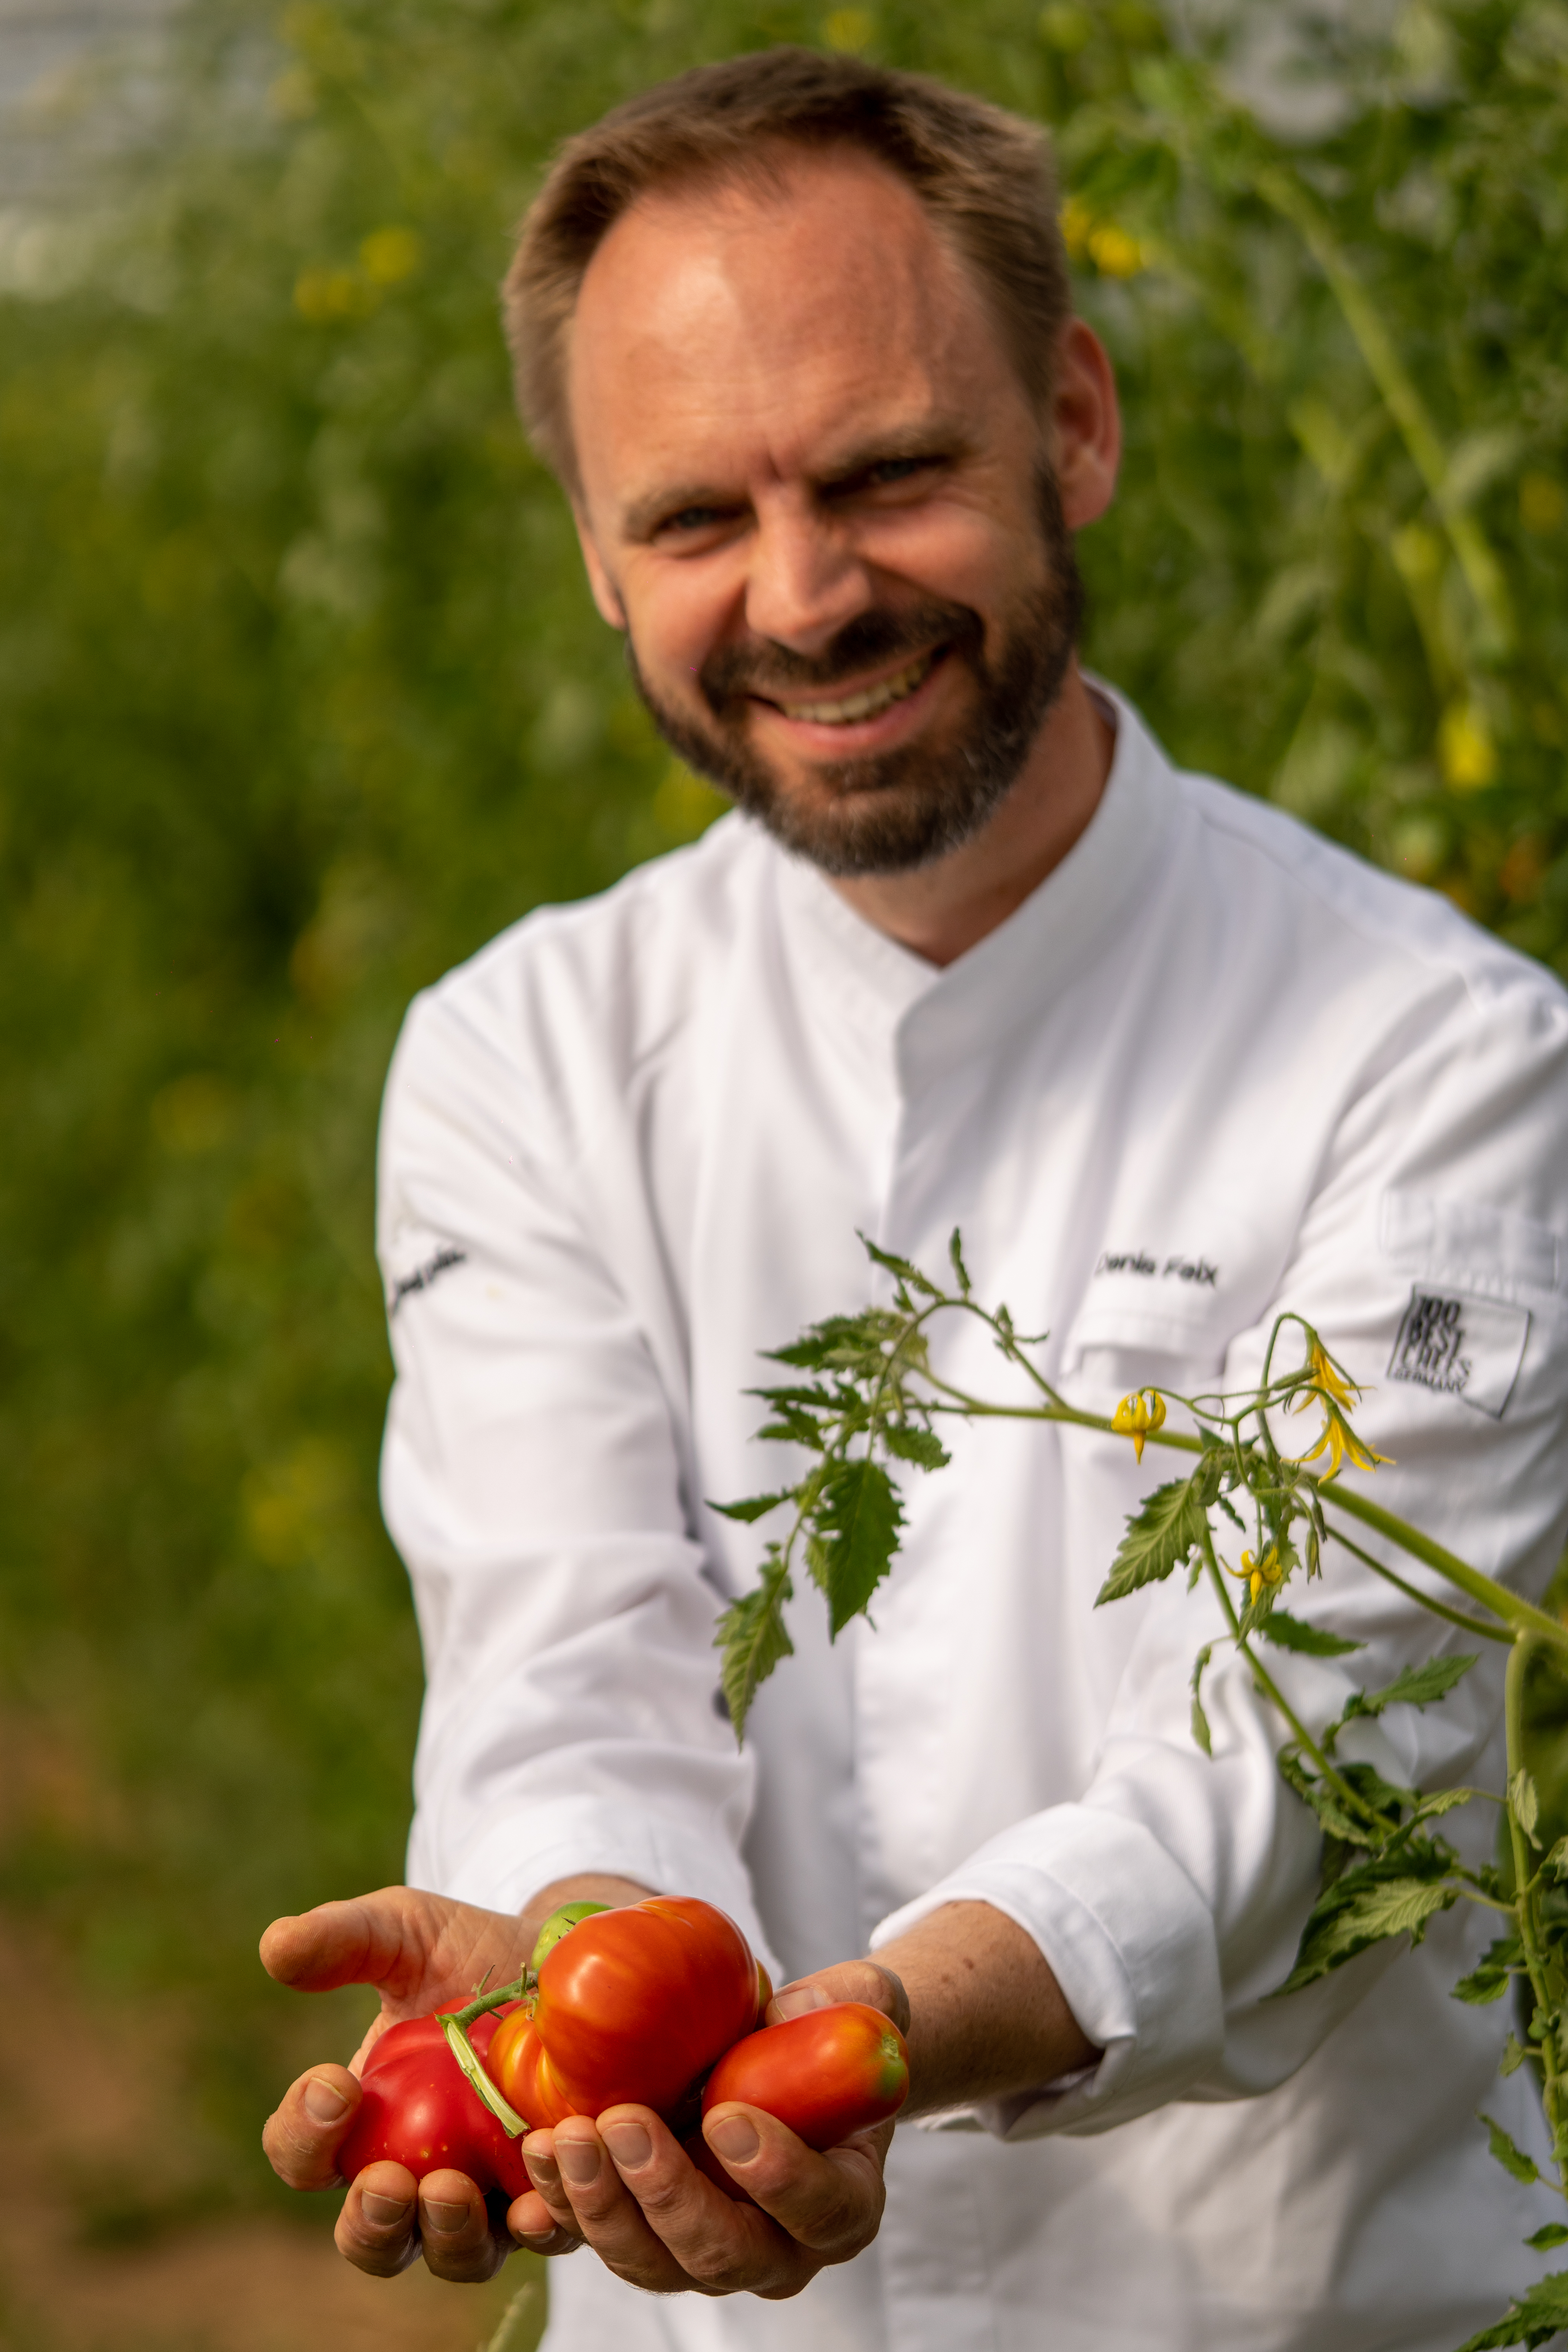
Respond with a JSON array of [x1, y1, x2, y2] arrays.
[[338, 2008, 530, 2200], [701, 2002, 909, 2150], [531, 1896, 763, 2121]]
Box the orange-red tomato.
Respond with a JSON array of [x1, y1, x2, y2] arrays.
[[487, 1896, 764, 2127], [701, 2002, 909, 2150]]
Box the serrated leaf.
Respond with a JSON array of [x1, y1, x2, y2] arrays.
[[1256, 1610, 1364, 1657], [1541, 1835, 1568, 1881], [1277, 1750, 1414, 1850], [1097, 1474, 1211, 1605], [1343, 1654, 1477, 1721], [1452, 1939, 1520, 2006], [709, 1490, 796, 1524], [714, 1562, 795, 1740], [1276, 1845, 1458, 1994], [1481, 2112, 1541, 2186], [1502, 2034, 1528, 2078], [1455, 2269, 1568, 2352], [948, 1228, 972, 1295], [808, 1457, 904, 1635], [756, 1405, 830, 1449], [1513, 1768, 1542, 1842], [862, 1237, 940, 1298], [1526, 2226, 1568, 2251], [883, 1422, 951, 1470]]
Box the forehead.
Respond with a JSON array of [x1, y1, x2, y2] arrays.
[[566, 148, 1019, 510]]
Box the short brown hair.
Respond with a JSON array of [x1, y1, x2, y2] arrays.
[[502, 47, 1069, 492]]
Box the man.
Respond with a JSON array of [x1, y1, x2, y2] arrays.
[[262, 49, 1568, 2352]]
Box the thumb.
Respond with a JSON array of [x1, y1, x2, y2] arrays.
[[259, 1888, 425, 1995], [767, 1958, 910, 2035]]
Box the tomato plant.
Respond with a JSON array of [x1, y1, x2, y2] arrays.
[[702, 2002, 910, 2150], [338, 2007, 530, 2199]]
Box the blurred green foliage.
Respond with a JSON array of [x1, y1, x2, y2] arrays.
[[0, 0, 1565, 2239]]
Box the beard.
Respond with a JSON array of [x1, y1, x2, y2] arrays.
[[626, 464, 1086, 878]]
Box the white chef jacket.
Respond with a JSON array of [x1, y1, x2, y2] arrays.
[[377, 686, 1568, 2352]]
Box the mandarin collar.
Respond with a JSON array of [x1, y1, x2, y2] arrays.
[[767, 684, 1177, 1098]]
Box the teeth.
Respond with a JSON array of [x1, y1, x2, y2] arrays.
[[778, 651, 934, 726]]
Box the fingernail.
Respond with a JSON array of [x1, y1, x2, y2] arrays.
[[423, 2199, 468, 2232], [557, 2139, 600, 2185], [771, 1984, 831, 2021], [361, 2191, 412, 2226], [707, 2114, 760, 2164], [303, 2076, 349, 2124], [600, 2119, 652, 2169]]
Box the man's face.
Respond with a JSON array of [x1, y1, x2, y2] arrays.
[[567, 148, 1086, 876]]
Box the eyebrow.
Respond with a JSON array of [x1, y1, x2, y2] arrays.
[[618, 415, 976, 543]]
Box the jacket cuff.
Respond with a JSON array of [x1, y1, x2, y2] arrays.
[[869, 1803, 1224, 2138], [407, 1795, 782, 1984]]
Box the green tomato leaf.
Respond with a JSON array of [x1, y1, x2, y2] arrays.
[[1342, 1654, 1478, 1722], [1501, 2034, 1529, 2078], [1458, 1934, 1530, 2005], [806, 1456, 905, 1635], [1526, 2226, 1568, 2251], [1275, 1844, 1458, 1995], [861, 1236, 941, 1298], [1512, 1767, 1542, 1843], [1097, 1473, 1211, 1605], [948, 1228, 972, 1296], [882, 1422, 951, 1471], [714, 1556, 795, 1740], [1455, 2269, 1568, 2352], [709, 1489, 796, 1524], [1190, 1640, 1216, 1757], [1255, 1610, 1364, 1657], [1480, 2112, 1542, 2187]]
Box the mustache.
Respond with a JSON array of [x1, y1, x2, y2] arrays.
[[698, 600, 982, 712]]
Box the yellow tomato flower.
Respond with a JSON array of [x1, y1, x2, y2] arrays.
[[1295, 1410, 1392, 1481], [1289, 1336, 1359, 1414], [1112, 1388, 1167, 1463], [1240, 1545, 1283, 1603]]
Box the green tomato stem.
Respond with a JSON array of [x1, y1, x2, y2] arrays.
[[441, 2014, 530, 2139]]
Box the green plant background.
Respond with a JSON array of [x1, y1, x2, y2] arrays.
[[2, 0, 1565, 2301]]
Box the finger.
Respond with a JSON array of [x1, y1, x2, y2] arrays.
[[259, 1888, 438, 1999], [507, 2187, 585, 2256], [767, 1959, 910, 2034], [590, 2108, 813, 2297], [334, 2160, 422, 2278], [521, 2131, 586, 2242], [262, 2064, 362, 2190], [416, 2168, 510, 2284], [548, 2115, 723, 2294], [701, 2104, 888, 2262]]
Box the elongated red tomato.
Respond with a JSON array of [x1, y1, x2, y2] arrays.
[[531, 1896, 763, 2121], [701, 2002, 909, 2150], [338, 2008, 530, 2199]]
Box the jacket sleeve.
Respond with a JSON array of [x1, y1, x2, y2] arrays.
[[872, 954, 1568, 2138], [376, 979, 775, 1972]]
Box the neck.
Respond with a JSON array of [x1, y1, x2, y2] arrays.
[[828, 662, 1115, 968]]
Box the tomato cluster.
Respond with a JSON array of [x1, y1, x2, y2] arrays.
[[336, 1896, 910, 2204]]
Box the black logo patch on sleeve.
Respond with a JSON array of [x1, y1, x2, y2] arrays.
[[1387, 1286, 1530, 1419]]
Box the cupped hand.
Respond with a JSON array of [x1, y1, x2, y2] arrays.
[[259, 1877, 645, 2281], [511, 1954, 909, 2298]]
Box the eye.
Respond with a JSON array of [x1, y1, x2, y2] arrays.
[[865, 456, 934, 487]]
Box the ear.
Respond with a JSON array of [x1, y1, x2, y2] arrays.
[[571, 500, 628, 632], [1048, 319, 1121, 533]]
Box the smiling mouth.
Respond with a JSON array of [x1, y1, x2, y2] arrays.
[[760, 647, 943, 727]]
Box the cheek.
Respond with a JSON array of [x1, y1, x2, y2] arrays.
[[622, 561, 733, 694], [860, 499, 1038, 614]]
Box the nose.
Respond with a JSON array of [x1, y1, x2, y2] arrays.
[[743, 502, 874, 656]]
